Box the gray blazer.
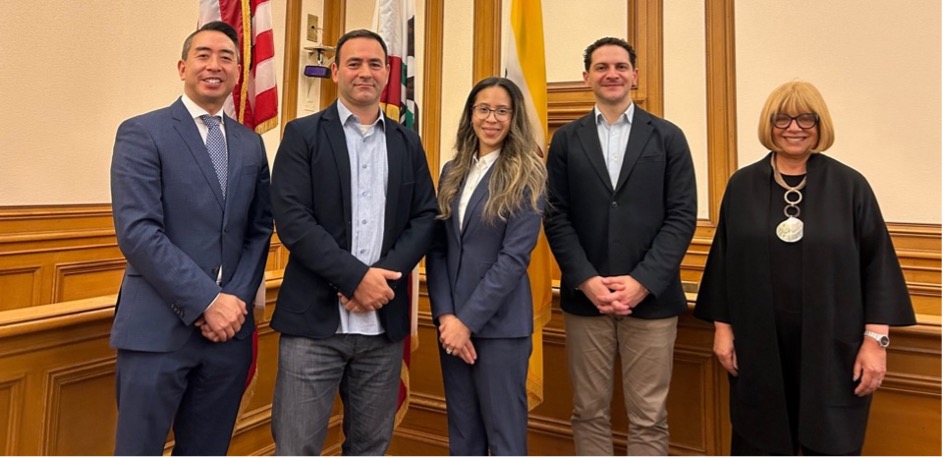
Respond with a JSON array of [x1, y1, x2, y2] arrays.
[[426, 161, 544, 338]]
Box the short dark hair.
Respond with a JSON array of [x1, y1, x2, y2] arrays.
[[583, 37, 636, 71], [181, 21, 241, 62], [335, 29, 388, 63]]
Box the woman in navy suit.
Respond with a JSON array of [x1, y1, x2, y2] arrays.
[[426, 77, 546, 455]]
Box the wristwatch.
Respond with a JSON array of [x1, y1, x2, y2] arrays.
[[864, 330, 890, 348]]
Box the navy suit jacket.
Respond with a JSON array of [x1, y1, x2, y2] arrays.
[[270, 102, 437, 342], [426, 161, 544, 338], [110, 98, 273, 352], [544, 107, 697, 319]]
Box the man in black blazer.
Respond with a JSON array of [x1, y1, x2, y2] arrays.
[[544, 37, 696, 455], [269, 29, 437, 455]]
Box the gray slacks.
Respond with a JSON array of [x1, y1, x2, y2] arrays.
[[272, 333, 403, 456]]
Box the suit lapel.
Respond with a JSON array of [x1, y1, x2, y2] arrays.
[[614, 107, 653, 193], [324, 103, 353, 230], [576, 113, 614, 192], [222, 113, 246, 222], [460, 166, 494, 239], [171, 99, 225, 210], [384, 118, 403, 252]]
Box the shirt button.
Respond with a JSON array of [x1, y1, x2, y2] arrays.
[[362, 220, 368, 225], [362, 191, 368, 197], [611, 202, 618, 208], [362, 164, 368, 169], [359, 249, 366, 254]]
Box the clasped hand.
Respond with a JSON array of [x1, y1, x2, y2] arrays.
[[438, 314, 477, 364], [338, 267, 402, 313], [579, 275, 649, 315], [194, 293, 247, 342]]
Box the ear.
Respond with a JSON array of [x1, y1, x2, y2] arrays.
[[178, 60, 186, 81], [582, 71, 590, 87], [331, 62, 339, 83]]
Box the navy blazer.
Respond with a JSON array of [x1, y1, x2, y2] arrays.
[[426, 161, 544, 338], [544, 107, 697, 319], [270, 102, 437, 342], [110, 98, 273, 352]]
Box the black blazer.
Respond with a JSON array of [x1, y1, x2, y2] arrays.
[[270, 102, 437, 341], [544, 107, 697, 318]]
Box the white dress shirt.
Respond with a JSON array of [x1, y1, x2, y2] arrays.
[[458, 149, 500, 229], [336, 100, 388, 335], [594, 103, 635, 187]]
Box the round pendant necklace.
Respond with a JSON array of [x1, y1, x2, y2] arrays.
[[771, 154, 806, 243]]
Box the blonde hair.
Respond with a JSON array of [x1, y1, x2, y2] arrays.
[[758, 81, 835, 153], [437, 77, 546, 223]]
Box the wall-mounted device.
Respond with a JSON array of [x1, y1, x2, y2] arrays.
[[303, 44, 335, 79]]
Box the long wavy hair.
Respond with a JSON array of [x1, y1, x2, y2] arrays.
[[437, 77, 546, 224]]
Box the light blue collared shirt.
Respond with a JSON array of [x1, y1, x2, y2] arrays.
[[336, 100, 389, 335], [594, 102, 635, 187]]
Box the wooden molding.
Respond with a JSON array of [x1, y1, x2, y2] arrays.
[[472, 0, 502, 81], [422, 0, 445, 182], [319, 0, 346, 109], [0, 376, 25, 455], [704, 0, 738, 225], [280, 0, 302, 132]]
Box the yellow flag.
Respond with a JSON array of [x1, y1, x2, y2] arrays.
[[504, 0, 550, 412]]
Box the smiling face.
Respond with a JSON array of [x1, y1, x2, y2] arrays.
[[583, 44, 638, 109], [471, 86, 513, 156], [331, 37, 390, 113], [772, 112, 820, 160], [178, 30, 240, 114]]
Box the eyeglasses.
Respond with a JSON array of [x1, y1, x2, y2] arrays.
[[772, 112, 819, 129], [472, 105, 512, 121]]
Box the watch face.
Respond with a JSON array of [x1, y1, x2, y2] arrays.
[[880, 336, 890, 347]]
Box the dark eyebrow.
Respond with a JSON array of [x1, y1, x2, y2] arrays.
[[193, 46, 236, 56]]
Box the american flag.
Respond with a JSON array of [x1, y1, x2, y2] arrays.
[[198, 0, 278, 134]]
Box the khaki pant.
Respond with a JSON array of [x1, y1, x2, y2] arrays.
[[564, 312, 678, 456]]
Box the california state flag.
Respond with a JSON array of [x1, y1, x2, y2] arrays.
[[373, 0, 419, 427]]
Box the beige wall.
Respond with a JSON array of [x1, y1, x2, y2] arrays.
[[664, 1, 709, 219], [1, 0, 940, 226], [735, 0, 941, 224], [0, 0, 289, 206]]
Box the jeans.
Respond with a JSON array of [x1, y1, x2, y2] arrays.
[[272, 333, 403, 456]]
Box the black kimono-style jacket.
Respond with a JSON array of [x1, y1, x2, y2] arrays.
[[693, 152, 916, 454]]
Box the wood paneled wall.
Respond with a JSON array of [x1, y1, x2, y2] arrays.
[[0, 205, 938, 455]]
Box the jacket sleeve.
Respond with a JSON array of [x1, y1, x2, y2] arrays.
[[855, 176, 916, 325], [693, 190, 730, 323], [372, 131, 438, 275], [629, 123, 698, 297], [221, 135, 274, 304], [543, 127, 599, 289], [457, 197, 544, 334], [111, 118, 219, 325], [426, 163, 454, 319]]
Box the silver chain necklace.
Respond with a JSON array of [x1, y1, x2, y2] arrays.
[[771, 154, 806, 243]]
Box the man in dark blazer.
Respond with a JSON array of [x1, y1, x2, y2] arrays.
[[544, 37, 697, 456], [109, 21, 273, 455], [269, 29, 437, 456]]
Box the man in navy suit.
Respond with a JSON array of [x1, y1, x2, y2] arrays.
[[269, 29, 436, 455], [544, 37, 697, 455], [109, 21, 273, 455]]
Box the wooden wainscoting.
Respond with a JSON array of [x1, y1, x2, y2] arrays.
[[0, 205, 939, 455]]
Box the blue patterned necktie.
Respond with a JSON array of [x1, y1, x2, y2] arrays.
[[200, 114, 228, 198]]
